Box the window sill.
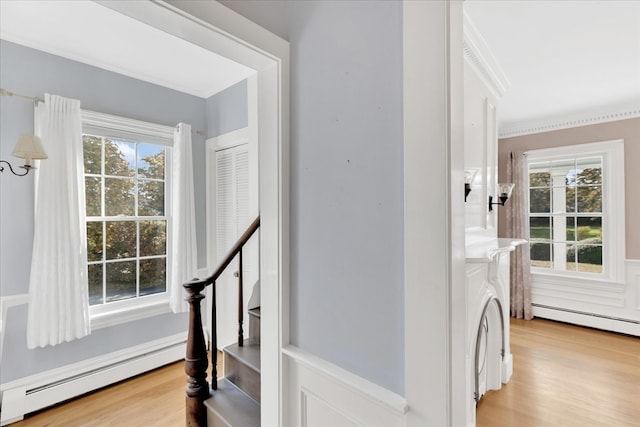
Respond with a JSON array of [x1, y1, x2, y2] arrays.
[[90, 298, 172, 330]]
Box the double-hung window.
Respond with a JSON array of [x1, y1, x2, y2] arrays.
[[82, 111, 174, 325], [526, 140, 625, 280]]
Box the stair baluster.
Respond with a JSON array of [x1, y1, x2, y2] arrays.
[[238, 248, 244, 347]]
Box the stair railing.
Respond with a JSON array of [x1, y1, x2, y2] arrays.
[[183, 216, 260, 427]]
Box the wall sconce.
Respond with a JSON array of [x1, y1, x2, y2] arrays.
[[0, 134, 47, 176], [464, 169, 479, 202], [488, 183, 515, 211]]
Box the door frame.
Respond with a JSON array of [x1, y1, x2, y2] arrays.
[[96, 1, 290, 425]]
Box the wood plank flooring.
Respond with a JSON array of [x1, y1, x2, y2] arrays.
[[13, 352, 222, 427], [476, 318, 640, 427], [11, 319, 639, 426]]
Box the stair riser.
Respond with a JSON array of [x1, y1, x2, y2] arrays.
[[225, 355, 261, 403], [248, 309, 260, 344]]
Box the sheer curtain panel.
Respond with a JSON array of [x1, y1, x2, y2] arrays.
[[27, 94, 90, 348], [169, 123, 198, 313], [506, 151, 533, 320]]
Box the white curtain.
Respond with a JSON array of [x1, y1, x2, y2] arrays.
[[169, 123, 198, 313], [506, 151, 533, 320], [27, 94, 90, 348]]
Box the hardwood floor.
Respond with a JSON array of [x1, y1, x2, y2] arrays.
[[11, 320, 639, 426], [476, 318, 640, 427], [13, 352, 222, 427]]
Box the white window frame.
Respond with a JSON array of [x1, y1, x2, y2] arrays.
[[525, 139, 625, 283], [82, 110, 175, 329]]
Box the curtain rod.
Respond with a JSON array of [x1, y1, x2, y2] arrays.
[[2, 87, 205, 136], [0, 88, 43, 103]]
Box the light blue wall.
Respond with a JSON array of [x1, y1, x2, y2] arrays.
[[0, 40, 212, 382], [220, 0, 405, 395], [206, 80, 248, 138]]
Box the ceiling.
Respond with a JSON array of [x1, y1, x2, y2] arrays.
[[2, 1, 638, 133], [464, 0, 640, 134], [0, 0, 255, 99]]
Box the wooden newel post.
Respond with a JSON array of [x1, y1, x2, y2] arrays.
[[184, 279, 209, 427]]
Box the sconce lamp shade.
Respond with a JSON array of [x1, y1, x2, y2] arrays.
[[489, 182, 515, 211], [464, 169, 479, 202], [13, 134, 47, 166], [497, 183, 515, 200]]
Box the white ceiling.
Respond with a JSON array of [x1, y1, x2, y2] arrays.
[[2, 1, 638, 132], [464, 0, 640, 133], [0, 0, 255, 99]]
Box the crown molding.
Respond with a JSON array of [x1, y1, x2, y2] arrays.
[[499, 106, 640, 138], [463, 11, 511, 99]]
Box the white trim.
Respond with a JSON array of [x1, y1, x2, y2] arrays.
[[462, 11, 510, 99], [90, 298, 172, 330], [82, 109, 175, 146], [499, 107, 640, 138], [403, 2, 465, 426], [284, 345, 407, 427], [97, 2, 290, 425], [208, 127, 249, 152], [0, 332, 186, 425], [283, 345, 408, 416]]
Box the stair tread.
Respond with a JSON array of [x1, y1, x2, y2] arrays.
[[205, 378, 260, 427], [224, 343, 260, 373], [248, 307, 261, 318]]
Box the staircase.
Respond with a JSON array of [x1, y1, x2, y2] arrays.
[[205, 308, 261, 427], [183, 217, 261, 427]]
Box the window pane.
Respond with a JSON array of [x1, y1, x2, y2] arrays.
[[577, 245, 602, 273], [85, 177, 102, 216], [105, 177, 135, 216], [530, 243, 552, 268], [140, 258, 166, 296], [577, 186, 602, 213], [104, 139, 135, 177], [529, 162, 551, 187], [566, 186, 576, 213], [83, 135, 102, 174], [530, 188, 551, 213], [106, 261, 137, 302], [530, 217, 551, 240], [138, 144, 165, 179], [576, 157, 602, 185], [138, 180, 164, 216], [566, 216, 576, 241], [139, 221, 166, 257], [88, 263, 103, 305], [566, 244, 577, 272], [551, 159, 574, 181], [87, 222, 103, 262], [577, 217, 602, 241], [106, 221, 136, 260]]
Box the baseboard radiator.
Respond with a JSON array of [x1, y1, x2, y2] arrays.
[[0, 335, 186, 426], [533, 304, 640, 336]]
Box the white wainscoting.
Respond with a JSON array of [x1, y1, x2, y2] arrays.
[[283, 345, 407, 427], [531, 259, 640, 336]]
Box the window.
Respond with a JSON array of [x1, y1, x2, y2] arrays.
[[82, 111, 175, 324], [526, 140, 625, 280]]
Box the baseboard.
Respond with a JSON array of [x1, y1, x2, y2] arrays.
[[0, 332, 187, 426], [533, 305, 640, 336]]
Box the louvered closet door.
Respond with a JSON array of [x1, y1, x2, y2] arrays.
[[215, 143, 254, 349]]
